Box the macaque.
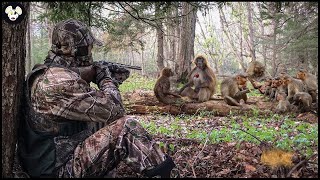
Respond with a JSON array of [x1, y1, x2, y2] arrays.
[[282, 75, 307, 103], [246, 61, 266, 89], [220, 73, 250, 106], [270, 77, 287, 102], [275, 91, 294, 114], [179, 55, 217, 102], [154, 67, 181, 104], [296, 69, 318, 102], [258, 76, 272, 96], [292, 92, 312, 112]]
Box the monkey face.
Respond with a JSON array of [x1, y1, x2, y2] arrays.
[[236, 75, 247, 87], [264, 78, 272, 86], [195, 58, 206, 70], [161, 68, 174, 77], [254, 67, 264, 77], [296, 71, 306, 80]]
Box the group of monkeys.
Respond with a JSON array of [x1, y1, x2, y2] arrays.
[[154, 55, 318, 114], [256, 69, 318, 113]]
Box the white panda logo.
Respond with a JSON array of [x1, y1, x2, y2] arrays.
[[5, 6, 22, 21]]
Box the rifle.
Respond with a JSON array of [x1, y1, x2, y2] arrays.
[[94, 60, 142, 71], [93, 60, 142, 85]]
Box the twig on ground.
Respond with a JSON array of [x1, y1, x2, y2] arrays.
[[191, 134, 209, 178], [286, 153, 317, 178]]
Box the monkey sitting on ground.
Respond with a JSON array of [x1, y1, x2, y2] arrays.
[[179, 55, 217, 102], [274, 91, 296, 114], [246, 61, 266, 89], [282, 75, 307, 103], [292, 92, 313, 113], [257, 76, 272, 96], [270, 77, 287, 102], [296, 69, 318, 103], [220, 73, 251, 106], [154, 67, 182, 104]]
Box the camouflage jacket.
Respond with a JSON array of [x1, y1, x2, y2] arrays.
[[31, 66, 125, 125], [18, 64, 125, 177]]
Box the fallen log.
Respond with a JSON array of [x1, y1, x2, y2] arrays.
[[123, 90, 276, 116]]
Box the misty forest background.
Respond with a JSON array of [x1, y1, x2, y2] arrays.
[[27, 2, 318, 79], [2, 2, 318, 178]]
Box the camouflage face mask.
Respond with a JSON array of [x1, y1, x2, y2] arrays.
[[47, 19, 102, 67]]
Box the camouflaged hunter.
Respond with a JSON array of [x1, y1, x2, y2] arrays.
[[17, 19, 175, 178]]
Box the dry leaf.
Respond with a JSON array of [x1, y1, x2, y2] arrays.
[[244, 163, 257, 172]]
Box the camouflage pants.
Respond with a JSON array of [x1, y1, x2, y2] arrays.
[[56, 116, 166, 178]]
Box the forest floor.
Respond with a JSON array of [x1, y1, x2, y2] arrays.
[[12, 89, 318, 178], [113, 90, 318, 178]]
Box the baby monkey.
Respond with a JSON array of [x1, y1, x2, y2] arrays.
[[154, 67, 181, 104], [275, 91, 295, 114]]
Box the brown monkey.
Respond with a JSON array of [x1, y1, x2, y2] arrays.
[[258, 76, 272, 96], [275, 91, 294, 113], [154, 67, 181, 104], [270, 77, 287, 102], [296, 69, 318, 102], [292, 92, 312, 112], [220, 73, 250, 106], [179, 55, 217, 102], [246, 61, 266, 89], [282, 75, 307, 103]]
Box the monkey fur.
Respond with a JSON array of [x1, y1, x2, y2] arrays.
[[292, 92, 313, 113], [296, 69, 318, 102], [154, 67, 181, 104], [275, 91, 295, 113], [282, 75, 307, 103], [246, 61, 266, 82], [220, 73, 250, 106], [179, 55, 217, 102]]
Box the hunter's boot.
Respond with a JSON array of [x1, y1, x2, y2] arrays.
[[143, 155, 176, 178]]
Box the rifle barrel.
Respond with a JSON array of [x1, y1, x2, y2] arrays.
[[96, 60, 142, 70]]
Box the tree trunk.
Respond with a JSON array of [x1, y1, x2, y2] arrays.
[[177, 2, 197, 82], [246, 2, 256, 62], [174, 2, 180, 75], [141, 47, 146, 76], [239, 6, 245, 70], [271, 3, 278, 77], [261, 23, 267, 68], [26, 11, 32, 73], [219, 7, 246, 71], [196, 20, 219, 74], [155, 3, 164, 72], [2, 2, 29, 177]]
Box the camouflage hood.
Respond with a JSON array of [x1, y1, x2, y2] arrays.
[[45, 19, 102, 67]]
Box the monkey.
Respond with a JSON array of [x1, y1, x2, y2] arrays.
[[257, 76, 273, 96], [179, 55, 217, 102], [282, 75, 307, 103], [292, 92, 313, 113], [246, 61, 266, 89], [269, 77, 288, 102], [274, 91, 295, 114], [220, 73, 251, 106], [154, 67, 182, 104], [296, 69, 318, 103]]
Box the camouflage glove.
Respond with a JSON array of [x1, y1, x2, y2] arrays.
[[93, 63, 113, 86], [108, 64, 130, 85]]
